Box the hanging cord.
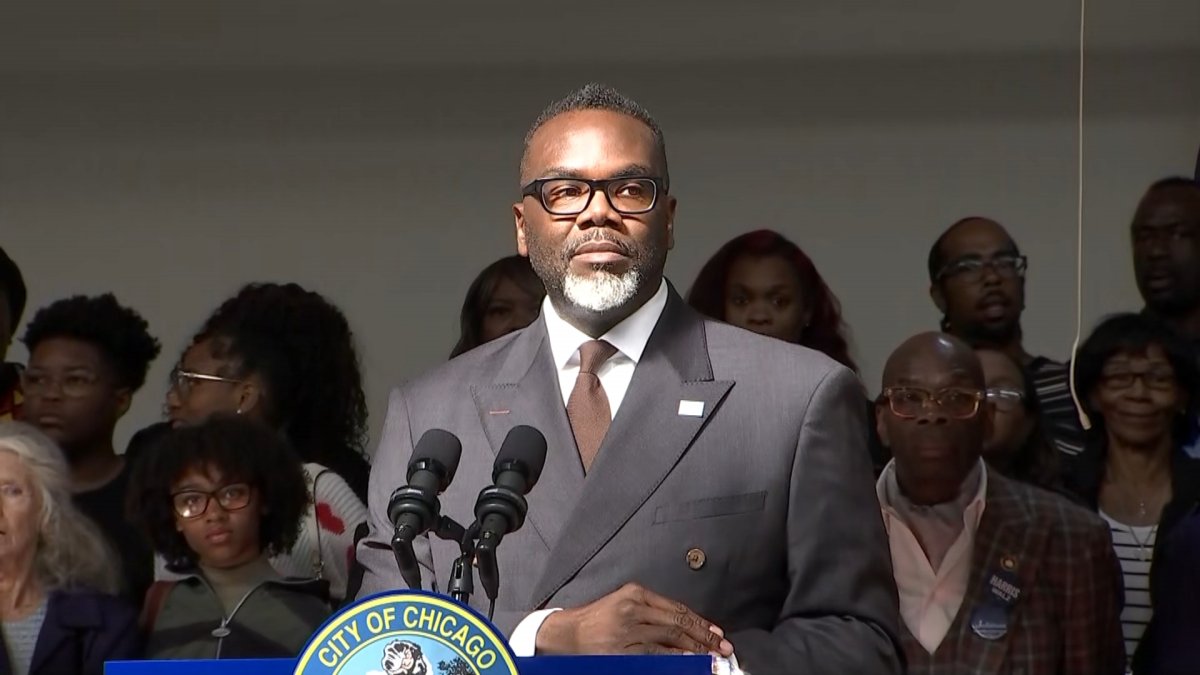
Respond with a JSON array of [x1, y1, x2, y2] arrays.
[[1068, 0, 1092, 430]]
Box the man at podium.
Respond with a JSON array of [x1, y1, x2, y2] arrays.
[[356, 83, 903, 675]]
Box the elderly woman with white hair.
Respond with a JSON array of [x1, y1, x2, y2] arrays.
[[0, 422, 140, 673]]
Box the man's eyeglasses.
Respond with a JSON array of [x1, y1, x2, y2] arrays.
[[521, 177, 665, 216], [171, 483, 253, 519], [880, 386, 985, 419], [1099, 367, 1176, 391], [986, 387, 1025, 412], [170, 367, 241, 396], [21, 370, 102, 398], [936, 254, 1028, 283]]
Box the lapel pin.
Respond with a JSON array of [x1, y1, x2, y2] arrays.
[[969, 602, 1008, 641], [678, 400, 705, 417], [1001, 554, 1017, 572]]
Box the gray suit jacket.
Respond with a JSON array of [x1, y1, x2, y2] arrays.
[[357, 288, 902, 674]]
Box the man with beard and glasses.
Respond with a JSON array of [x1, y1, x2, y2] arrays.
[[1131, 177, 1200, 458], [927, 218, 1085, 463], [356, 83, 902, 675]]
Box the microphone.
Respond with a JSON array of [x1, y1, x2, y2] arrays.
[[387, 428, 462, 590], [473, 425, 547, 602]]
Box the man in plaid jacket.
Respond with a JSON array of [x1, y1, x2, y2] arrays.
[[874, 332, 1124, 675]]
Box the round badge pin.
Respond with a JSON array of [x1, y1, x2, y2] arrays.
[[970, 602, 1009, 641], [1001, 555, 1017, 572]]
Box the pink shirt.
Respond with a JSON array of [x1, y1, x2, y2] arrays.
[[876, 460, 988, 654]]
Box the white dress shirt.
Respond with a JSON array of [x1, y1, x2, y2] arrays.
[[542, 279, 668, 414], [509, 280, 667, 655], [876, 459, 988, 654]]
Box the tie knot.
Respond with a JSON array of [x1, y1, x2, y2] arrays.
[[577, 340, 618, 375]]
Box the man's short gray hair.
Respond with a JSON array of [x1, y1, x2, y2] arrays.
[[520, 82, 669, 189]]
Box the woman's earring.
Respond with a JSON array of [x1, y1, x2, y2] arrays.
[[235, 408, 243, 416]]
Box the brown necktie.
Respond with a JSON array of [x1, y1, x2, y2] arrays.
[[567, 339, 618, 473]]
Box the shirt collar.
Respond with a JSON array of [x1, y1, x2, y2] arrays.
[[876, 457, 989, 529], [543, 279, 669, 370]]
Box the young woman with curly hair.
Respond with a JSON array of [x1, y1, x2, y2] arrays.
[[162, 282, 369, 602], [129, 416, 329, 658]]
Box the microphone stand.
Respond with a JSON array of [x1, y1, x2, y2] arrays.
[[390, 525, 422, 590], [426, 517, 498, 622], [439, 520, 497, 621], [435, 518, 479, 607], [393, 516, 469, 596]]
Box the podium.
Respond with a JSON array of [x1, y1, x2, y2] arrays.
[[105, 591, 713, 675], [106, 655, 712, 675]]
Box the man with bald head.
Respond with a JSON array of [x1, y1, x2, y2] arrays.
[[927, 217, 1085, 459], [874, 332, 1123, 675]]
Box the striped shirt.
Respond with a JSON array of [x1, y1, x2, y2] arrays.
[[1029, 357, 1087, 456], [1, 598, 48, 675], [1100, 510, 1157, 667]]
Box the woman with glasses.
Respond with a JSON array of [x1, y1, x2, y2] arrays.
[[1066, 313, 1200, 671], [0, 422, 141, 673], [161, 282, 369, 604], [18, 294, 161, 606], [129, 416, 329, 659], [975, 349, 1062, 490]]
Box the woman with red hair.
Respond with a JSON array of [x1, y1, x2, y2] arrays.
[[687, 229, 857, 371], [688, 230, 888, 474]]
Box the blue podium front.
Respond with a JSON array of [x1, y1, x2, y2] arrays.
[[105, 656, 712, 675], [106, 591, 711, 675]]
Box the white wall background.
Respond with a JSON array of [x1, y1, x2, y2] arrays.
[[1, 1, 1198, 453]]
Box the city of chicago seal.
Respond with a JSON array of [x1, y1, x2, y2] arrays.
[[294, 591, 519, 675]]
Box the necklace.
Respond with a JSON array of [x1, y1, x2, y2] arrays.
[[1102, 477, 1168, 526], [1126, 523, 1158, 562]]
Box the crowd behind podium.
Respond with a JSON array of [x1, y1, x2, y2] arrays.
[[0, 85, 1197, 675]]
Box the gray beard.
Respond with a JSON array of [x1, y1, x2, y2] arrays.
[[562, 268, 642, 312]]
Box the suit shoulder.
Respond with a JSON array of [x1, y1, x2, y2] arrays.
[[701, 319, 864, 410], [398, 329, 523, 395], [702, 318, 847, 378]]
